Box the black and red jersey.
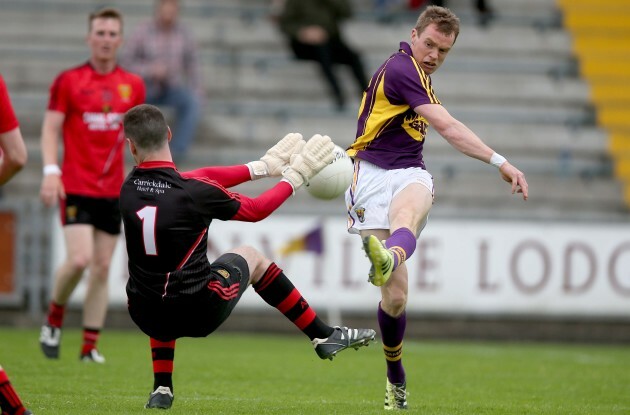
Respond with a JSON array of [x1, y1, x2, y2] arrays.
[[120, 161, 293, 302]]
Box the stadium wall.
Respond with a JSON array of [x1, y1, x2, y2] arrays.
[[18, 213, 628, 343]]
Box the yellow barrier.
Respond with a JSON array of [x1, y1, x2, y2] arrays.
[[581, 62, 630, 79], [558, 0, 630, 206], [590, 85, 630, 104], [558, 0, 630, 6], [573, 37, 630, 53], [599, 108, 630, 129], [609, 134, 630, 153]]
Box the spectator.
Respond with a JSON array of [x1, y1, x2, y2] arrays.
[[277, 0, 369, 111], [122, 0, 203, 161], [428, 0, 495, 27], [38, 7, 146, 363], [372, 0, 404, 23]]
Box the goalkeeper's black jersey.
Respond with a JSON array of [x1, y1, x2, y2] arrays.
[[120, 161, 241, 302]]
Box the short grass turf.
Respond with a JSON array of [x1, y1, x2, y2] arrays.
[[1, 327, 629, 414]]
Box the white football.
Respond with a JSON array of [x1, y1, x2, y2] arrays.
[[306, 145, 353, 200]]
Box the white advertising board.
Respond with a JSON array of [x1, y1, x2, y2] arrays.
[[52, 215, 630, 318]]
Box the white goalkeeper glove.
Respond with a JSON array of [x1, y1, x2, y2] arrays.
[[281, 134, 335, 191], [246, 133, 305, 180]]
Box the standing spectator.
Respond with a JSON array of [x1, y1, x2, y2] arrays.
[[38, 7, 146, 363], [428, 0, 495, 27], [345, 6, 527, 410], [122, 0, 203, 161], [0, 76, 32, 415], [277, 0, 369, 111], [0, 74, 27, 186], [119, 104, 376, 409]]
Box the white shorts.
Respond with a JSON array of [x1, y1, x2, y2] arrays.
[[345, 159, 434, 235]]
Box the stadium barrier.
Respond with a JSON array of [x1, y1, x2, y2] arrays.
[[47, 214, 630, 319]]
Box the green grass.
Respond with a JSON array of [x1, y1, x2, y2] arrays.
[[1, 327, 629, 414]]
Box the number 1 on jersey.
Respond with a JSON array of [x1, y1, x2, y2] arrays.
[[136, 206, 158, 256]]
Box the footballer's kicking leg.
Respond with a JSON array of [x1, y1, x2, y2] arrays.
[[234, 246, 377, 361], [362, 183, 431, 287]]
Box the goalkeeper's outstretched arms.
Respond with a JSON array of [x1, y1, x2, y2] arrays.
[[181, 133, 305, 188], [230, 134, 335, 222]]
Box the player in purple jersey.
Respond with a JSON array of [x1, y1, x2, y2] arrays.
[[345, 6, 528, 410], [119, 104, 376, 410]]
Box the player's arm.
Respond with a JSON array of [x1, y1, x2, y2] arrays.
[[0, 126, 27, 186], [230, 134, 336, 221], [39, 110, 66, 207], [182, 165, 252, 188], [231, 182, 294, 222], [181, 133, 306, 187], [416, 103, 528, 199]]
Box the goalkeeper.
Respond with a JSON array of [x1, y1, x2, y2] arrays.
[[119, 104, 376, 410]]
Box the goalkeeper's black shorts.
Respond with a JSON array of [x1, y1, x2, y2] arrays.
[[128, 253, 250, 341]]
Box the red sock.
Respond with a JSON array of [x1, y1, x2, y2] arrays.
[[81, 328, 101, 355], [253, 263, 332, 340], [150, 338, 175, 391], [47, 302, 65, 328], [0, 367, 27, 415]]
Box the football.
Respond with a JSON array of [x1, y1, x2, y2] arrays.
[[306, 145, 353, 200]]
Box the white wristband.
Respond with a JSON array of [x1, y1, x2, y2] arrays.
[[280, 178, 297, 195], [43, 164, 62, 176], [245, 161, 268, 180], [490, 152, 507, 168]]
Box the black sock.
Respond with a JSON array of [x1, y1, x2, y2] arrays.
[[254, 263, 333, 340], [150, 338, 175, 392]]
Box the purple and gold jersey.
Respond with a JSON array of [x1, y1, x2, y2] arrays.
[[348, 42, 440, 170]]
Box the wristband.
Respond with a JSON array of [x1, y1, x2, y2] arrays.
[[245, 161, 268, 180], [280, 178, 297, 195], [490, 152, 507, 168], [43, 164, 62, 176]]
